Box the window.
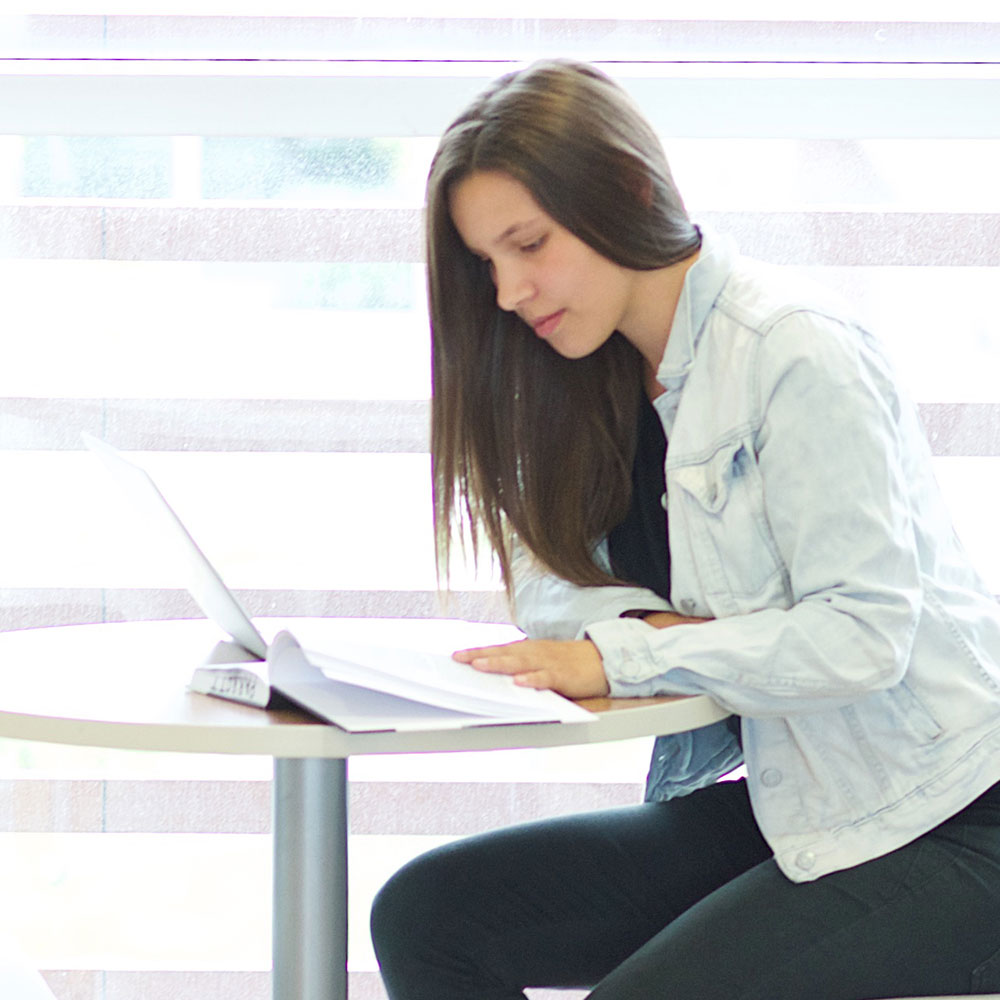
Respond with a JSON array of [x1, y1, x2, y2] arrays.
[[1, 8, 998, 998]]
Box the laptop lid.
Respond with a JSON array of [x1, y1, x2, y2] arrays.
[[82, 433, 269, 660]]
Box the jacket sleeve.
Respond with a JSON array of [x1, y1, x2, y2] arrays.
[[511, 538, 672, 640], [586, 313, 924, 717]]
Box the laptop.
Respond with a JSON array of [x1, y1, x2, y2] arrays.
[[81, 433, 594, 730], [83, 432, 269, 661]]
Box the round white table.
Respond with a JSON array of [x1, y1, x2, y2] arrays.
[[0, 617, 730, 1000]]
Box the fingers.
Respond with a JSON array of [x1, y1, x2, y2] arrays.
[[506, 670, 551, 689], [465, 655, 555, 691], [452, 643, 550, 687], [452, 639, 610, 699], [452, 640, 528, 670], [468, 654, 525, 675], [458, 651, 534, 678]]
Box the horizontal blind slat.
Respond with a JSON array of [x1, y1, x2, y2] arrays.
[[0, 399, 432, 452], [7, 16, 1000, 62], [38, 971, 420, 1000], [0, 589, 510, 632], [3, 206, 999, 264], [0, 778, 643, 834], [3, 400, 998, 454]]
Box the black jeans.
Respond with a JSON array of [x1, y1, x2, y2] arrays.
[[370, 778, 1000, 999]]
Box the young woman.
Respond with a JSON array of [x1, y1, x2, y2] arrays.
[[370, 59, 1000, 999]]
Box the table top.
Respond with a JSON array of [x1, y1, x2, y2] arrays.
[[0, 618, 729, 757]]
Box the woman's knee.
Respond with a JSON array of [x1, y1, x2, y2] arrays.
[[371, 852, 435, 955], [370, 840, 474, 960]]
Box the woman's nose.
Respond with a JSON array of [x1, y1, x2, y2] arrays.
[[494, 263, 534, 313]]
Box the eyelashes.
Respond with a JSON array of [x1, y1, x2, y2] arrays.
[[519, 235, 546, 253], [469, 232, 548, 280]]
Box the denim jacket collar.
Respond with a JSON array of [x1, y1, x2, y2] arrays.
[[655, 226, 738, 394]]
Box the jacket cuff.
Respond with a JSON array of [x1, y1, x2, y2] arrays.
[[585, 617, 671, 698]]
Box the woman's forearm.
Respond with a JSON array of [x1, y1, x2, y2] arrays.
[[641, 611, 711, 629]]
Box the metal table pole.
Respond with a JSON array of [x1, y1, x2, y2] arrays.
[[272, 756, 349, 1000]]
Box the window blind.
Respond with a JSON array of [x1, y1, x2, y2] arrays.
[[0, 11, 997, 999]]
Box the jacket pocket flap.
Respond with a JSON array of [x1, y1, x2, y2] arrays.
[[672, 443, 747, 514]]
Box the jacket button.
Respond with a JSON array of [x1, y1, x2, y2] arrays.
[[795, 851, 816, 871], [760, 768, 782, 788], [680, 599, 696, 614], [660, 491, 668, 510]]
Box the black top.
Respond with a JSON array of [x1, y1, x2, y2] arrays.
[[606, 394, 742, 745], [607, 392, 671, 602]]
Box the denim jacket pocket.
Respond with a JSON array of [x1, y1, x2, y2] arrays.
[[884, 680, 943, 745], [671, 439, 788, 614]]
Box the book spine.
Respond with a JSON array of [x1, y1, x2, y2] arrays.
[[190, 667, 270, 708]]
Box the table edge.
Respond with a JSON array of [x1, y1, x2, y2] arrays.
[[0, 694, 731, 757]]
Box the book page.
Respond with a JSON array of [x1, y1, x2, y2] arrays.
[[304, 637, 594, 723], [268, 631, 594, 726]]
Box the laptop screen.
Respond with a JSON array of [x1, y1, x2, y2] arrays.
[[83, 433, 269, 660]]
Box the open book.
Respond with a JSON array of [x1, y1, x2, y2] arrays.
[[192, 629, 594, 732], [84, 434, 595, 733]]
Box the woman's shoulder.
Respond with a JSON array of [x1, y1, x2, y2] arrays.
[[686, 255, 905, 423], [700, 255, 895, 390], [712, 255, 862, 339]]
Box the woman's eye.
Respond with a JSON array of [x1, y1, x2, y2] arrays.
[[521, 236, 546, 253]]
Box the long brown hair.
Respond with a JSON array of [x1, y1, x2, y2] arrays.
[[428, 60, 701, 596]]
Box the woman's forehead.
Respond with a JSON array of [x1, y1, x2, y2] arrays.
[[448, 171, 547, 253]]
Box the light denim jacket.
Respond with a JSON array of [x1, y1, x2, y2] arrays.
[[512, 228, 1000, 882]]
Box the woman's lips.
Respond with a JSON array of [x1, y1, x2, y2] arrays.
[[531, 310, 565, 339]]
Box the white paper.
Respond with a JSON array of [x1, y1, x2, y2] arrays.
[[267, 631, 594, 730], [305, 637, 594, 723], [0, 936, 57, 1000]]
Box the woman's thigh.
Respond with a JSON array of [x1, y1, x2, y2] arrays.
[[590, 785, 1000, 1000], [370, 779, 770, 1000]]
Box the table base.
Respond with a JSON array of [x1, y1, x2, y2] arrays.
[[273, 757, 349, 1000]]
